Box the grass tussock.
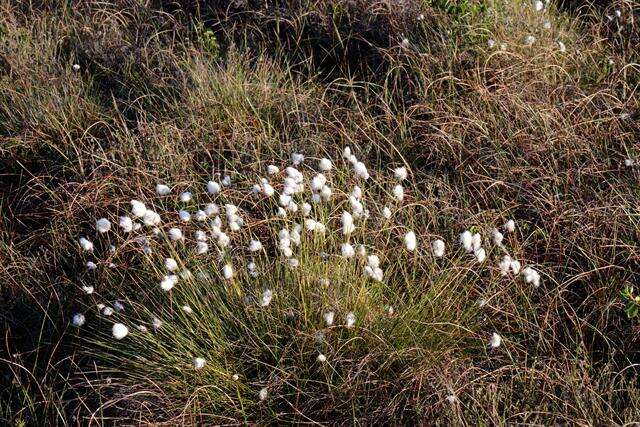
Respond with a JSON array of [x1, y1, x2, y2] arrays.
[[1, 0, 639, 424]]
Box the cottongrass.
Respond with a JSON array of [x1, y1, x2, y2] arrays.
[[70, 148, 547, 422]]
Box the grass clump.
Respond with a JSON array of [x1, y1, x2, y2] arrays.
[[69, 152, 535, 423], [1, 0, 639, 424]]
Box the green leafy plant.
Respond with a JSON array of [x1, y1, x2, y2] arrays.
[[195, 22, 220, 58], [621, 285, 640, 320]]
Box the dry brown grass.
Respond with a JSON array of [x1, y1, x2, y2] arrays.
[[1, 0, 639, 424]]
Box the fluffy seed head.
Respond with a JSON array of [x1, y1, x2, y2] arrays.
[[130, 200, 147, 218], [96, 218, 111, 233], [168, 228, 183, 241], [160, 274, 178, 291], [112, 323, 129, 340], [431, 239, 445, 257], [156, 184, 170, 196], [392, 184, 404, 202], [319, 158, 332, 171], [179, 191, 192, 202], [165, 258, 178, 271], [504, 219, 516, 232], [79, 237, 94, 252], [345, 312, 356, 328], [193, 357, 206, 370], [222, 264, 234, 279], [341, 243, 355, 258], [207, 181, 221, 195], [404, 231, 417, 251], [72, 313, 85, 327], [394, 166, 408, 181], [259, 387, 268, 401], [119, 216, 133, 232], [489, 332, 502, 348]]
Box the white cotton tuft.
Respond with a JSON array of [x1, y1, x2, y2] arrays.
[[82, 285, 94, 294], [492, 228, 504, 246], [311, 174, 327, 192], [534, 0, 543, 11], [182, 305, 193, 314], [524, 35, 536, 46], [168, 227, 183, 241], [179, 191, 192, 202], [431, 239, 445, 257], [317, 353, 327, 363], [152, 317, 163, 331], [459, 231, 473, 252], [404, 231, 417, 251], [291, 152, 305, 165], [259, 387, 268, 401], [179, 210, 191, 222], [207, 181, 221, 195], [156, 184, 171, 196], [305, 218, 317, 232], [79, 237, 94, 252], [345, 312, 356, 328], [382, 206, 392, 219], [558, 41, 566, 53], [504, 219, 516, 233], [392, 184, 404, 202], [353, 161, 369, 180], [267, 165, 279, 175], [72, 313, 85, 327], [86, 261, 97, 270], [351, 186, 363, 200], [248, 239, 263, 252], [510, 259, 522, 275], [474, 247, 486, 263], [130, 200, 147, 218], [367, 255, 380, 268], [489, 332, 502, 348], [222, 264, 234, 279], [165, 258, 178, 271], [341, 211, 355, 235], [260, 289, 273, 307], [204, 203, 219, 216], [96, 218, 111, 233], [193, 357, 206, 370], [160, 274, 178, 291], [522, 267, 541, 288], [119, 216, 133, 232], [341, 243, 355, 258], [394, 166, 408, 181], [320, 185, 332, 201], [142, 210, 161, 226], [499, 255, 512, 275], [471, 233, 482, 251], [319, 158, 332, 171], [112, 323, 129, 340], [324, 311, 335, 326]]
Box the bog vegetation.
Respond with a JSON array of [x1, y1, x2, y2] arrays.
[[1, 0, 639, 424]]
